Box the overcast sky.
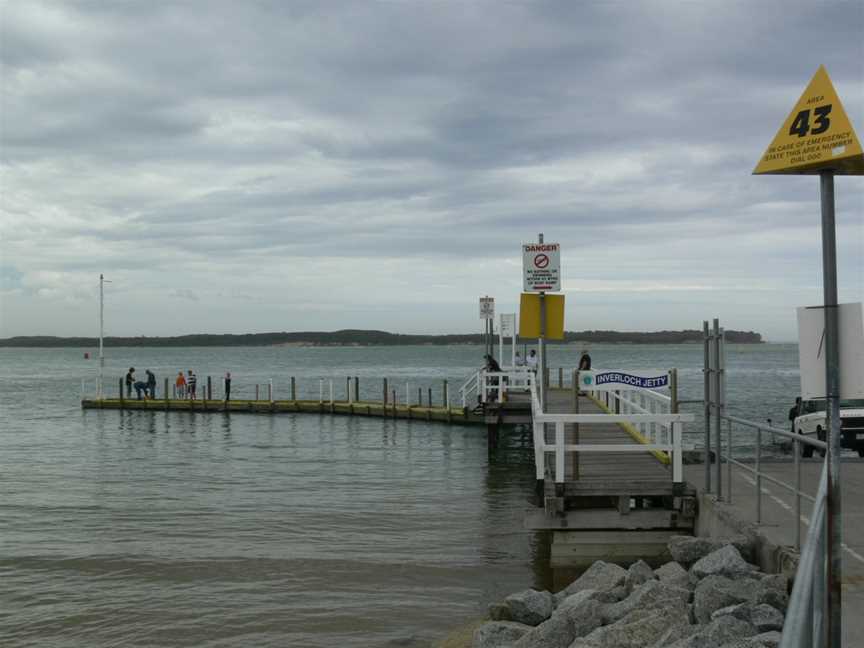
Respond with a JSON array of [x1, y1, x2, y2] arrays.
[[1, 1, 862, 341]]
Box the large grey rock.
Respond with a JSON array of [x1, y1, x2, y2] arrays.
[[553, 560, 627, 605], [665, 615, 758, 648], [753, 575, 788, 613], [750, 603, 784, 632], [711, 602, 784, 633], [716, 641, 771, 648], [751, 631, 781, 648], [655, 561, 690, 589], [472, 621, 531, 648], [603, 579, 691, 624], [711, 602, 751, 622], [624, 559, 657, 593], [554, 588, 613, 616], [690, 545, 756, 581], [693, 575, 753, 624], [649, 621, 701, 647], [504, 589, 553, 626], [668, 535, 755, 566], [511, 598, 602, 648], [578, 602, 690, 648]]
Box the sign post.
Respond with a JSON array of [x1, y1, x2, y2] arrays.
[[523, 236, 562, 410], [754, 65, 863, 648], [479, 296, 495, 358], [499, 313, 516, 367]]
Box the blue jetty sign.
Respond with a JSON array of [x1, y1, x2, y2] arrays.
[[581, 370, 669, 391]]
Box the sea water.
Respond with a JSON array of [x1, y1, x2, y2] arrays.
[[0, 343, 800, 646]]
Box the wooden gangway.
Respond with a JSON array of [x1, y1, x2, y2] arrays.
[[480, 369, 697, 562]]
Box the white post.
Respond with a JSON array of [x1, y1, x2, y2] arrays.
[[329, 379, 334, 404], [555, 421, 565, 483], [534, 420, 545, 479], [672, 421, 683, 483], [269, 379, 273, 403], [406, 381, 410, 406], [81, 379, 85, 401], [319, 379, 323, 403], [498, 373, 503, 401], [98, 274, 104, 399]]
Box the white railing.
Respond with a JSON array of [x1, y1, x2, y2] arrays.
[[459, 368, 535, 407], [530, 379, 693, 484], [594, 386, 675, 450]]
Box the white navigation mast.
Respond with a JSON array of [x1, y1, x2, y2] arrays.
[[98, 273, 105, 399]]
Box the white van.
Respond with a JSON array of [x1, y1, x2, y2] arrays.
[[791, 398, 864, 458]]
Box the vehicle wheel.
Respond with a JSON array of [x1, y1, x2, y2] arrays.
[[817, 427, 826, 458], [801, 432, 814, 458]]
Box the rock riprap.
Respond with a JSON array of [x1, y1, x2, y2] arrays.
[[472, 537, 790, 648]]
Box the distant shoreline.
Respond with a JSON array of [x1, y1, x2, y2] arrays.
[[0, 329, 763, 348]]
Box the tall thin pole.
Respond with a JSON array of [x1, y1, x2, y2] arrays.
[[713, 318, 722, 500], [820, 170, 842, 647], [538, 233, 547, 411], [98, 274, 104, 399], [703, 320, 711, 493]]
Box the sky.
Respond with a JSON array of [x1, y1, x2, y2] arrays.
[[1, 1, 862, 342]]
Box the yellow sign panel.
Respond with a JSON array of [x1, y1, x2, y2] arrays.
[[753, 65, 863, 175], [519, 293, 565, 339]]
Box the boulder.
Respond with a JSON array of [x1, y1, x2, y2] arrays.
[[693, 575, 753, 624], [752, 575, 788, 613], [552, 560, 627, 605], [668, 535, 755, 566], [472, 621, 531, 648], [511, 598, 602, 648], [655, 561, 690, 589], [504, 589, 553, 626], [579, 603, 691, 648], [624, 559, 657, 593], [716, 641, 771, 648], [690, 545, 756, 581], [751, 630, 781, 648], [711, 602, 751, 622], [664, 615, 758, 648], [603, 579, 691, 624], [750, 603, 784, 632]]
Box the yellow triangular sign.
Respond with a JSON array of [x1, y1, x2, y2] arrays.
[[754, 65, 864, 175]]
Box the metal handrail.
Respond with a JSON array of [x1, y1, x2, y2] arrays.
[[780, 460, 828, 648], [529, 378, 691, 484]]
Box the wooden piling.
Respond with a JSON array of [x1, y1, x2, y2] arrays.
[[383, 378, 389, 406], [164, 378, 169, 410], [290, 377, 296, 401], [354, 376, 359, 403], [119, 378, 124, 409], [443, 380, 449, 408], [207, 376, 212, 400], [427, 387, 432, 408]]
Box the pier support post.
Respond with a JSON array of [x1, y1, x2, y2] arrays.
[[383, 379, 388, 407], [418, 387, 422, 407], [119, 378, 124, 409], [443, 380, 448, 408], [428, 388, 432, 408], [354, 377, 359, 402], [487, 423, 499, 453], [291, 377, 296, 401], [164, 378, 169, 410], [207, 376, 212, 400]]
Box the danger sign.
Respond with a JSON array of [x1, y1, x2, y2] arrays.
[[523, 243, 560, 292]]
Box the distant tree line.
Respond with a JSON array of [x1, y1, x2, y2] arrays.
[[0, 328, 763, 347]]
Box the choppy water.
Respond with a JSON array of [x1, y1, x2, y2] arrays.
[[0, 343, 800, 647]]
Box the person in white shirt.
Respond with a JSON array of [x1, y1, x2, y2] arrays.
[[514, 352, 525, 367], [526, 349, 538, 371]]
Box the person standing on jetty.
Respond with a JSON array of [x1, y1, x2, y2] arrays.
[[187, 370, 197, 400], [145, 370, 156, 399], [223, 372, 231, 402], [526, 350, 538, 372], [578, 350, 592, 371], [125, 367, 135, 398], [175, 371, 186, 399]]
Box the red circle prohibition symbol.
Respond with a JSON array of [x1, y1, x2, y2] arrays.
[[534, 254, 550, 269]]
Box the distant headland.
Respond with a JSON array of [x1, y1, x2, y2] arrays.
[[0, 329, 763, 347]]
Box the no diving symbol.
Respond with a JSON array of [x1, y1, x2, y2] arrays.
[[534, 254, 550, 269]]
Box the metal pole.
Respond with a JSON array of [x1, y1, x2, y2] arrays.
[[703, 320, 711, 493], [98, 274, 104, 399], [538, 233, 547, 412], [713, 318, 722, 500], [820, 169, 842, 647]]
